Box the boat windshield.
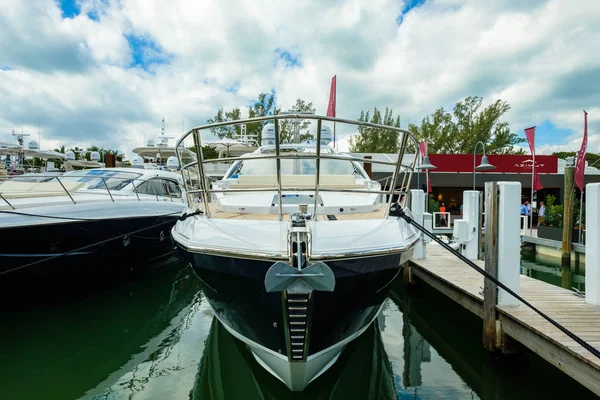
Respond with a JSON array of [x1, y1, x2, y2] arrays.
[[59, 170, 142, 191], [228, 149, 365, 178]]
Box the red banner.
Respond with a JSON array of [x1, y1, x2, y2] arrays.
[[524, 126, 543, 191], [427, 154, 558, 173], [575, 111, 588, 191], [326, 75, 336, 117], [524, 126, 535, 155]]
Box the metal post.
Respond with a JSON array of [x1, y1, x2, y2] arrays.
[[101, 177, 114, 202], [579, 190, 584, 243], [387, 132, 410, 213], [193, 129, 211, 217], [274, 120, 283, 221], [132, 179, 140, 201], [56, 177, 76, 204], [313, 119, 322, 217], [0, 193, 15, 210]]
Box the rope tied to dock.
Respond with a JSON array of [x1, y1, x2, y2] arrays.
[[0, 209, 203, 277], [393, 207, 600, 361]]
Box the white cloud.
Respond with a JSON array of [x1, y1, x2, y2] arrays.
[[0, 0, 599, 159]]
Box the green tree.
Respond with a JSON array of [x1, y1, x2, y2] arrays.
[[409, 96, 524, 154], [349, 107, 401, 153], [206, 93, 316, 145], [187, 145, 219, 160], [69, 146, 85, 160], [552, 151, 600, 167], [206, 107, 242, 139], [279, 98, 317, 143], [53, 145, 66, 154]]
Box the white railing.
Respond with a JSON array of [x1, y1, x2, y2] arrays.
[[176, 114, 420, 220], [432, 212, 451, 229], [0, 174, 185, 210]]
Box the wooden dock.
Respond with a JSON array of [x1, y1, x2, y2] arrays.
[[408, 244, 600, 396]]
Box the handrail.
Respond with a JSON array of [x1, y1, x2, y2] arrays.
[[174, 114, 419, 218], [101, 177, 115, 202], [0, 174, 187, 207], [55, 176, 77, 205]]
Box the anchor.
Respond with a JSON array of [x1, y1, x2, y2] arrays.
[[264, 260, 335, 292], [264, 204, 335, 293]]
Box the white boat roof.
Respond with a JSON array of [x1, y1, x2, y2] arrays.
[[132, 146, 196, 161]]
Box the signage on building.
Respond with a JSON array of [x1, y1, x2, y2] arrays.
[[427, 154, 558, 174]]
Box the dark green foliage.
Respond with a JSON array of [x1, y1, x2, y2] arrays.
[[187, 145, 218, 160], [349, 107, 401, 153], [409, 96, 525, 154]]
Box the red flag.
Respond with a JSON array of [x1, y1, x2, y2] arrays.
[[534, 171, 543, 191], [524, 126, 535, 154], [326, 75, 336, 117], [575, 110, 588, 191], [419, 141, 432, 193], [524, 126, 543, 191]]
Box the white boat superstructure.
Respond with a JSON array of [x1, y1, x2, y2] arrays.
[[0, 168, 188, 283], [172, 113, 421, 391]]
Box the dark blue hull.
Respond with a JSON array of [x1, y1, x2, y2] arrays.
[[178, 247, 405, 358], [0, 215, 180, 290]]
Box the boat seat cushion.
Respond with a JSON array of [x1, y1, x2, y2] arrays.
[[231, 175, 364, 189], [0, 181, 85, 199]]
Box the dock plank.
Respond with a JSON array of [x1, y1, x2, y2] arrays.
[[409, 244, 600, 396]]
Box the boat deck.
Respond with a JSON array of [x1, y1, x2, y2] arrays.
[[204, 204, 389, 221]]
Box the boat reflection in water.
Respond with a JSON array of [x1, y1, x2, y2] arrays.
[[0, 262, 201, 400], [191, 317, 397, 400]]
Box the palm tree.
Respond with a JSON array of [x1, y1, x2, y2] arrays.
[[69, 146, 85, 160], [86, 145, 105, 161], [53, 145, 66, 154]]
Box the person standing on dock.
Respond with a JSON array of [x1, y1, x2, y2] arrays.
[[440, 203, 447, 226], [537, 201, 545, 228]]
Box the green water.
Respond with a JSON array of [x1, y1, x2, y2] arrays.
[[0, 262, 595, 399], [521, 251, 586, 293]]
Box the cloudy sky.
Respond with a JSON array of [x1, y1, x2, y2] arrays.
[[0, 0, 598, 158]]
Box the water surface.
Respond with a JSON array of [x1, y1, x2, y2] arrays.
[[0, 262, 595, 399]]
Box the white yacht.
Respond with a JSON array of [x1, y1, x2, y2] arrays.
[[171, 114, 420, 391], [0, 167, 187, 283]]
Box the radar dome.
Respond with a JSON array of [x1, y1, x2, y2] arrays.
[[28, 140, 39, 150], [146, 139, 156, 147], [320, 126, 332, 145], [166, 156, 179, 170], [65, 151, 75, 161], [261, 123, 276, 146], [90, 151, 101, 161], [131, 155, 145, 168]]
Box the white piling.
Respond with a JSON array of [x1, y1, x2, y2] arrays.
[[410, 189, 426, 259], [462, 190, 480, 260], [497, 182, 521, 306], [586, 183, 600, 305]]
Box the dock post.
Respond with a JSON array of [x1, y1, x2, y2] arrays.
[[410, 189, 426, 259], [483, 182, 499, 352], [483, 182, 521, 352], [462, 190, 480, 260], [586, 183, 600, 305], [497, 182, 521, 307], [562, 166, 575, 266]]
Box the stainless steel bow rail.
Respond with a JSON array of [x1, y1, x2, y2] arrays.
[[0, 173, 185, 209], [175, 114, 420, 219]]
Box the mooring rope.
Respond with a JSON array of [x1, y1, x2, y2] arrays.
[[0, 210, 202, 277], [394, 207, 600, 360]]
